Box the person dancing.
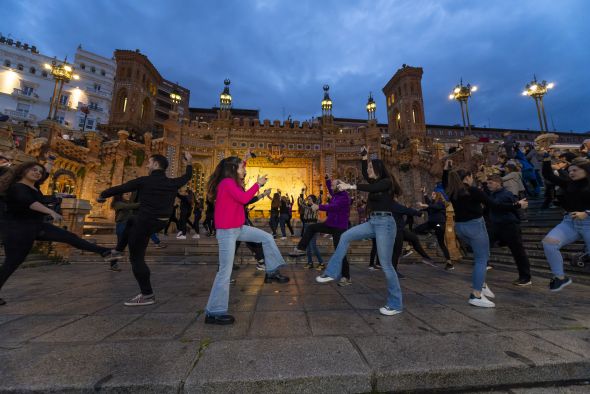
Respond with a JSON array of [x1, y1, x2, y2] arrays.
[[443, 160, 527, 308], [541, 156, 590, 291], [204, 157, 289, 325], [98, 152, 193, 306], [315, 146, 404, 316], [289, 175, 352, 285], [0, 162, 120, 306], [416, 187, 453, 270]]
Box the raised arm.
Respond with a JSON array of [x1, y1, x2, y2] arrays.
[[172, 165, 193, 188], [356, 178, 392, 193], [326, 178, 334, 197], [470, 187, 523, 212], [223, 179, 261, 205], [541, 159, 568, 188], [100, 177, 144, 199]]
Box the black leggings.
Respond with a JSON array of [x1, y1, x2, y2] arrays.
[[120, 215, 167, 295], [298, 222, 349, 279], [0, 221, 109, 291], [414, 222, 450, 260], [371, 227, 431, 270]]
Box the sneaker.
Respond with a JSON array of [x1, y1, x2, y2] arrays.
[[549, 277, 572, 292], [256, 261, 266, 271], [176, 235, 187, 240], [109, 263, 122, 272], [481, 285, 495, 299], [124, 293, 155, 306], [402, 250, 414, 258], [264, 272, 290, 283], [468, 293, 495, 308], [192, 234, 200, 239], [338, 277, 352, 287], [304, 263, 314, 269], [379, 306, 402, 316], [154, 243, 168, 249], [368, 265, 376, 271], [103, 250, 123, 263], [316, 263, 326, 271], [280, 237, 287, 240], [288, 248, 306, 257], [177, 231, 183, 237], [316, 274, 335, 283], [486, 265, 494, 271], [513, 278, 532, 286], [444, 262, 455, 271]]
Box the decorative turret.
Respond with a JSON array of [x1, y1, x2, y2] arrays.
[[220, 79, 232, 110], [321, 84, 332, 118], [366, 92, 376, 121]]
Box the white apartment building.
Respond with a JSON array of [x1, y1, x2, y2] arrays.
[[0, 35, 115, 133]]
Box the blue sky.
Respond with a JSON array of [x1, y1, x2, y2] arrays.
[[4, 0, 589, 132]]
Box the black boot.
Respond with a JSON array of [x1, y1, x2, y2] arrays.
[[264, 271, 290, 283], [205, 314, 235, 325]]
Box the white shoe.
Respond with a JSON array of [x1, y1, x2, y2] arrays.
[[192, 234, 200, 239], [176, 235, 187, 240], [315, 275, 334, 283], [379, 306, 402, 316], [176, 231, 183, 237], [468, 294, 495, 308], [281, 237, 287, 240], [481, 284, 495, 299]]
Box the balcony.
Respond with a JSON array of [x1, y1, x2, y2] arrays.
[[3, 109, 37, 122], [85, 86, 111, 98], [12, 88, 39, 102]]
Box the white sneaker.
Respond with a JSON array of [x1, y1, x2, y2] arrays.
[[192, 234, 200, 239], [481, 284, 495, 299], [281, 237, 287, 240], [315, 275, 334, 284], [379, 306, 402, 316], [176, 235, 187, 240], [176, 231, 183, 237], [468, 294, 495, 308]]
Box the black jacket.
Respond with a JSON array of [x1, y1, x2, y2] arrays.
[[422, 195, 446, 224], [486, 187, 520, 225], [100, 166, 192, 219]]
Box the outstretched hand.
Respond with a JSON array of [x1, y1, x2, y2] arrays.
[[183, 151, 192, 162], [257, 174, 268, 187]]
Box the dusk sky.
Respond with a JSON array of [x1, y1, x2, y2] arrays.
[[5, 0, 589, 132]]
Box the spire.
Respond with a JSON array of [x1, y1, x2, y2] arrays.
[[219, 79, 232, 110], [321, 84, 332, 117]]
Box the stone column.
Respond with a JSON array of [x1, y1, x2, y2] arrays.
[[51, 198, 93, 260]]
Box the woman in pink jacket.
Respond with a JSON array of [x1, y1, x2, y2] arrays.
[[204, 157, 289, 325]]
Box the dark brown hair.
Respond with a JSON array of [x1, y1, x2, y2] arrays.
[[370, 159, 402, 197], [206, 157, 243, 203], [0, 161, 46, 193], [446, 169, 472, 200]]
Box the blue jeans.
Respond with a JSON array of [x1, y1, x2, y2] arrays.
[[306, 233, 323, 264], [543, 214, 590, 277], [206, 226, 286, 316], [324, 215, 402, 310], [455, 217, 489, 292]]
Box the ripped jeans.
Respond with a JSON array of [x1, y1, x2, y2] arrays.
[[542, 214, 590, 277]]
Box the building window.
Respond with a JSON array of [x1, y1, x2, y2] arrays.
[[122, 97, 127, 112], [17, 63, 24, 71], [59, 94, 69, 106], [29, 67, 36, 74], [100, 69, 106, 76], [90, 66, 96, 73], [16, 103, 30, 115], [22, 86, 34, 96], [86, 119, 95, 129], [89, 101, 98, 110], [94, 83, 101, 91], [42, 70, 48, 77], [78, 117, 87, 129], [4, 60, 10, 67], [258, 143, 264, 148], [55, 112, 65, 124], [80, 63, 86, 70]]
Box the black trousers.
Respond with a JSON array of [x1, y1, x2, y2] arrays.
[[0, 221, 109, 291], [542, 183, 555, 209], [124, 215, 168, 295], [269, 213, 279, 235], [371, 227, 430, 270], [488, 222, 531, 281], [203, 215, 215, 234], [193, 213, 202, 233], [236, 241, 264, 261], [178, 210, 194, 235], [298, 222, 349, 279], [414, 222, 451, 260]]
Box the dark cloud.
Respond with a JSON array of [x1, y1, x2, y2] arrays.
[[4, 0, 589, 131]]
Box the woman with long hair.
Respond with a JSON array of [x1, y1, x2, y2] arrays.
[[0, 162, 120, 305], [204, 157, 289, 325], [443, 160, 527, 308], [315, 146, 404, 316], [416, 188, 452, 270], [541, 156, 590, 291]]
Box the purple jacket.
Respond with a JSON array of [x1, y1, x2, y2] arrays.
[[318, 179, 351, 230]]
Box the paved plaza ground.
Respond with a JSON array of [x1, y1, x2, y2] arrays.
[[0, 258, 589, 393]]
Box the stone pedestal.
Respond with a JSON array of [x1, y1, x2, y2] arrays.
[[444, 203, 463, 262], [52, 198, 93, 260]]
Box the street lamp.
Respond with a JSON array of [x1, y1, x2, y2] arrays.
[[449, 79, 477, 133], [170, 90, 182, 111], [522, 75, 554, 133], [366, 92, 376, 120], [44, 59, 79, 121]]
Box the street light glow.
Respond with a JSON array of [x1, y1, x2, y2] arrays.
[[547, 82, 555, 89], [471, 86, 478, 92], [44, 63, 52, 70]]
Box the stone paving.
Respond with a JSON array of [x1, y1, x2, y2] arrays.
[[0, 259, 589, 393]]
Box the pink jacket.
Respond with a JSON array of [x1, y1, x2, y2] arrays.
[[214, 178, 260, 229]]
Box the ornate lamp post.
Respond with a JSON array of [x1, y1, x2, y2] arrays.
[[366, 92, 376, 120], [321, 84, 332, 117], [522, 75, 554, 133], [448, 79, 477, 133], [44, 59, 79, 120], [219, 79, 232, 110]]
